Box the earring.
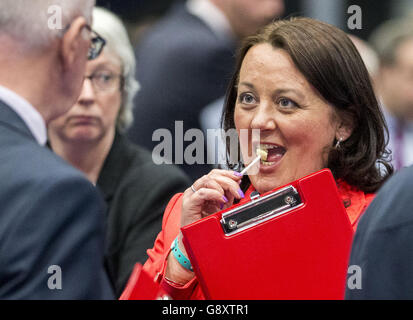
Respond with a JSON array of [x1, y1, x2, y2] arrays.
[[335, 137, 343, 149]]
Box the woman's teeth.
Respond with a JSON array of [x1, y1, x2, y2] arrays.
[[261, 160, 276, 166], [256, 148, 268, 161], [256, 144, 284, 166], [256, 146, 274, 165]]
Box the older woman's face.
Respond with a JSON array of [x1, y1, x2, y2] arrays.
[[48, 49, 122, 143], [234, 43, 342, 194]]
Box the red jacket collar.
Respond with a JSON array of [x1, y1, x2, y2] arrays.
[[240, 180, 374, 228]]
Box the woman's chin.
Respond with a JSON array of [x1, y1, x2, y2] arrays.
[[251, 175, 283, 195], [67, 129, 100, 143], [251, 162, 287, 194]]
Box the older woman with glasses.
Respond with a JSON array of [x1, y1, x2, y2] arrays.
[[48, 7, 190, 297]]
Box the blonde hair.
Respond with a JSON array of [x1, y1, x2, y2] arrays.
[[92, 7, 140, 132]]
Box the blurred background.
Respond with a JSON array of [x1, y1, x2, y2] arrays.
[[96, 0, 413, 46], [93, 0, 413, 179]]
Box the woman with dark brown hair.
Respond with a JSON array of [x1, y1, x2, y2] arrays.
[[128, 17, 393, 299]]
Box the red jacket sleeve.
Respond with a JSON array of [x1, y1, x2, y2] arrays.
[[141, 193, 203, 299]]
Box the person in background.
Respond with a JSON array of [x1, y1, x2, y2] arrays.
[[128, 0, 285, 181], [348, 34, 380, 83], [346, 165, 413, 299], [125, 17, 393, 299], [370, 19, 413, 170], [0, 0, 114, 299], [48, 7, 190, 297]]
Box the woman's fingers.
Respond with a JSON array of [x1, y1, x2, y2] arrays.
[[181, 169, 245, 227], [209, 169, 243, 181], [189, 187, 228, 207], [192, 169, 244, 200], [208, 174, 245, 200], [181, 187, 227, 226]]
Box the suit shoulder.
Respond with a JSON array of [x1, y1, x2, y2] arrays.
[[358, 166, 413, 231], [2, 139, 91, 192], [136, 9, 229, 62], [140, 5, 213, 43]]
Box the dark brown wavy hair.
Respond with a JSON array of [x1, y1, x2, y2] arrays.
[[222, 17, 393, 193]]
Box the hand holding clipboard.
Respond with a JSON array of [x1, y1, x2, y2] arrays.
[[181, 169, 353, 300]]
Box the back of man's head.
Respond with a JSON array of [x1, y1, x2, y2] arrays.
[[212, 0, 285, 38], [0, 0, 96, 123], [0, 0, 94, 51]]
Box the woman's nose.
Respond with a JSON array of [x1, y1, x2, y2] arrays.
[[77, 78, 95, 106], [250, 102, 276, 131]]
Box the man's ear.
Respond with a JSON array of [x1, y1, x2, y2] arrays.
[[60, 16, 89, 70]]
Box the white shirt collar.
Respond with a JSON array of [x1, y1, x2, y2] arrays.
[[186, 0, 235, 41], [0, 85, 47, 145]]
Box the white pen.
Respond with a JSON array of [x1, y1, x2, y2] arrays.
[[239, 147, 268, 176], [240, 155, 261, 175]]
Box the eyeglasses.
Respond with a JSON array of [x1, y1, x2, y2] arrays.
[[84, 71, 123, 92], [61, 23, 106, 60], [84, 25, 106, 60]]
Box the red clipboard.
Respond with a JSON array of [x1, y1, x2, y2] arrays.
[[119, 263, 170, 300], [181, 169, 353, 300]]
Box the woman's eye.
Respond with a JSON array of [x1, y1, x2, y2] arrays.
[[239, 93, 256, 104], [278, 97, 298, 109], [99, 74, 112, 82], [92, 71, 114, 83]]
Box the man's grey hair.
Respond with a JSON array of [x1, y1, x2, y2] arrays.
[[0, 0, 95, 49], [92, 7, 140, 132], [369, 18, 413, 66]]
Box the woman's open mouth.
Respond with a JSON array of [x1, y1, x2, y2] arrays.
[[257, 144, 286, 167]]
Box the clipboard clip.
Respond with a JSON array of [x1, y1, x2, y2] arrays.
[[220, 185, 302, 235]]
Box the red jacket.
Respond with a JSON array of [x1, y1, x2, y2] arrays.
[[139, 181, 374, 300]]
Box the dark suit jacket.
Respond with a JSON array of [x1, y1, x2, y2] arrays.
[[346, 165, 413, 299], [97, 132, 190, 297], [128, 2, 237, 181], [0, 101, 114, 299]]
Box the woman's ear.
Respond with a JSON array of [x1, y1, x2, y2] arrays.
[[335, 120, 353, 142]]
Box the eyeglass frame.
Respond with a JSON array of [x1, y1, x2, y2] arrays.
[[83, 71, 124, 93], [84, 25, 106, 60], [61, 23, 106, 60]]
